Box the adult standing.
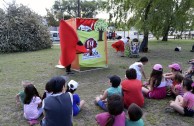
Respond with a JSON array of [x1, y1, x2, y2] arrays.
[[122, 68, 144, 108], [42, 76, 73, 126]]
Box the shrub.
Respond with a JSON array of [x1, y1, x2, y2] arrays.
[[0, 4, 52, 53]]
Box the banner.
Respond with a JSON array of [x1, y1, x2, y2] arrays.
[[58, 18, 108, 71], [77, 30, 107, 68]]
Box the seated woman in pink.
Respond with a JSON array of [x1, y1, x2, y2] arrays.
[[95, 94, 125, 126], [122, 68, 144, 108]]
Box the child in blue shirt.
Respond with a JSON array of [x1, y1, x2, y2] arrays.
[[126, 103, 144, 126], [66, 80, 85, 116], [95, 75, 122, 111]]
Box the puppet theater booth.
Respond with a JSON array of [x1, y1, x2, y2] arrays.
[[56, 18, 108, 71]]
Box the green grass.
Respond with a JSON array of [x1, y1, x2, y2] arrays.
[[0, 39, 194, 126]]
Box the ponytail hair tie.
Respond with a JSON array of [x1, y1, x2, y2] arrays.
[[192, 83, 194, 87]]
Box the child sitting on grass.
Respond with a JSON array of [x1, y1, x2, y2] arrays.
[[95, 94, 125, 126], [23, 84, 43, 124], [142, 64, 167, 99], [66, 80, 85, 116], [163, 63, 182, 85], [168, 78, 194, 117], [42, 81, 53, 100], [163, 63, 182, 96], [95, 75, 122, 111], [171, 73, 184, 97], [15, 80, 33, 105], [126, 103, 144, 126]]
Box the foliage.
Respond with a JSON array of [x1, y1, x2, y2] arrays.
[[94, 19, 108, 31], [0, 3, 52, 53], [94, 19, 108, 41], [45, 9, 59, 26], [148, 0, 194, 41], [107, 0, 194, 41], [81, 1, 98, 18], [46, 0, 106, 26]]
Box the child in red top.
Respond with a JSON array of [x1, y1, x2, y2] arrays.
[[122, 68, 144, 108]]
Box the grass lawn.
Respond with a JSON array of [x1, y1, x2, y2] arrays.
[[0, 39, 194, 126]]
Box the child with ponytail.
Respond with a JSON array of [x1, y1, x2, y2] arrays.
[[95, 94, 125, 126]]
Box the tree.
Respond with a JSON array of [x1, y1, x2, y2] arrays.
[[94, 19, 108, 41], [81, 1, 97, 18], [52, 0, 106, 18], [46, 0, 106, 26], [45, 9, 59, 26], [108, 0, 154, 52], [0, 3, 52, 53], [147, 0, 194, 41], [108, 0, 194, 51]]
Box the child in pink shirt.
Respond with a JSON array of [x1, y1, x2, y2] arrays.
[[169, 78, 194, 117], [23, 84, 43, 120], [95, 94, 125, 126], [171, 73, 184, 96]]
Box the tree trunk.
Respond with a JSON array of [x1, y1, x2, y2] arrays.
[[162, 25, 170, 41], [140, 33, 148, 52], [140, 0, 153, 52], [98, 30, 103, 41]]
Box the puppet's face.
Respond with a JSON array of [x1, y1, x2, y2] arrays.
[[85, 38, 97, 49], [84, 38, 98, 56]]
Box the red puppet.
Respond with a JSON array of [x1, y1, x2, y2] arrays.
[[59, 20, 87, 74]]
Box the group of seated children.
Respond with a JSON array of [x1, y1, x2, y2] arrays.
[[15, 57, 194, 126], [95, 57, 194, 126], [16, 77, 84, 125]]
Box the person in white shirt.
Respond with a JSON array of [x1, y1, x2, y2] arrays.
[[129, 57, 148, 81]]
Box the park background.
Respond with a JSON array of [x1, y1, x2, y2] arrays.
[[0, 0, 194, 126]]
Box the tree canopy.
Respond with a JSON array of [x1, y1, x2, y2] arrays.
[[0, 3, 52, 53], [107, 0, 194, 51], [46, 0, 106, 26]]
